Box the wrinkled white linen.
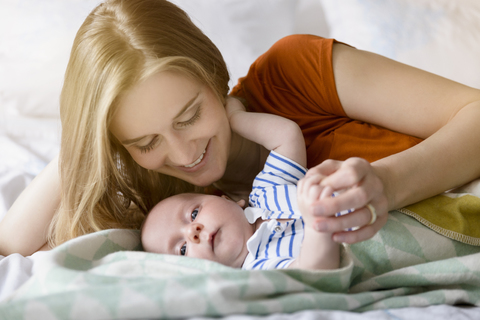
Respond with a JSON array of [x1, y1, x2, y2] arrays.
[[191, 305, 480, 320], [0, 251, 49, 302], [0, 119, 59, 302]]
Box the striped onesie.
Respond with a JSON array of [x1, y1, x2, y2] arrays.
[[242, 151, 307, 270], [241, 151, 353, 270]]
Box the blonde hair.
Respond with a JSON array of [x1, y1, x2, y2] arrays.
[[50, 0, 230, 247]]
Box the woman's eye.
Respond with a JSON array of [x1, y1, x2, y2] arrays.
[[180, 243, 187, 256], [191, 209, 199, 221], [178, 106, 202, 127], [137, 136, 159, 154], [138, 143, 154, 154]]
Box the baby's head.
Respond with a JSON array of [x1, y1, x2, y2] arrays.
[[141, 193, 253, 268]]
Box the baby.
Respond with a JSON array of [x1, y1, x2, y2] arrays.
[[141, 98, 350, 270]]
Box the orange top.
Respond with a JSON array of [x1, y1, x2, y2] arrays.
[[230, 34, 422, 168]]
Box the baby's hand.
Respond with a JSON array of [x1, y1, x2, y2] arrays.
[[225, 97, 246, 122], [297, 173, 332, 232], [295, 172, 341, 270]]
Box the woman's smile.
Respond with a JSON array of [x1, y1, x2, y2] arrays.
[[184, 149, 206, 168], [175, 140, 210, 173]]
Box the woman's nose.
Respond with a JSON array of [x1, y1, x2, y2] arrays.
[[165, 134, 197, 166], [186, 223, 203, 243]]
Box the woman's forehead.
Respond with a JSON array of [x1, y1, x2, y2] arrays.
[[109, 71, 203, 138], [119, 71, 201, 114]]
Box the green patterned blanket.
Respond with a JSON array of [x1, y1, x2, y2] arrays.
[[1, 211, 479, 320]]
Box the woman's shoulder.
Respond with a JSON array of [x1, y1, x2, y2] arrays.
[[230, 34, 336, 97], [259, 34, 334, 66], [230, 34, 340, 116], [270, 34, 332, 49]]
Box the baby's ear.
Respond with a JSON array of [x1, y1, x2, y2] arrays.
[[236, 199, 246, 208], [221, 195, 246, 208]]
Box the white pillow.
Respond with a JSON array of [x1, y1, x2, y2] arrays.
[[0, 0, 298, 118], [0, 0, 102, 118], [320, 0, 480, 89], [170, 0, 298, 91]]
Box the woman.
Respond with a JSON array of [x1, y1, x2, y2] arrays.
[[1, 0, 479, 256]]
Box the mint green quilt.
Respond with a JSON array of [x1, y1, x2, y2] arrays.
[[1, 211, 479, 319]]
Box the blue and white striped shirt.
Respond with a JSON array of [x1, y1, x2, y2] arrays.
[[242, 151, 307, 270]]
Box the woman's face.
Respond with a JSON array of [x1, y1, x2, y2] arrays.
[[110, 71, 231, 187]]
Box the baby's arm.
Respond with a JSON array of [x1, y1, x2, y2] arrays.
[[289, 173, 340, 270], [226, 97, 306, 167]]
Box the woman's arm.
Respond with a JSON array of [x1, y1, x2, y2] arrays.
[[0, 155, 61, 256], [308, 44, 480, 243]]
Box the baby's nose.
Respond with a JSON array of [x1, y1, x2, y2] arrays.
[[187, 223, 203, 243]]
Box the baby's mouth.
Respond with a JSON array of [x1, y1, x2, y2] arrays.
[[209, 231, 217, 251]]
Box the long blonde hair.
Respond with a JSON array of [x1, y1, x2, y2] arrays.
[[50, 0, 230, 247]]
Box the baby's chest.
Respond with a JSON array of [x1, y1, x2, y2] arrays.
[[253, 218, 305, 258]]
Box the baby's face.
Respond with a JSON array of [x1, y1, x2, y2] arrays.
[[142, 193, 254, 268]]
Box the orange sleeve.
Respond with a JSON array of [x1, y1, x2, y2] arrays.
[[230, 34, 422, 168]]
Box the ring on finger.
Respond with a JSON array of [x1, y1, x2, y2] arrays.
[[366, 204, 377, 225]]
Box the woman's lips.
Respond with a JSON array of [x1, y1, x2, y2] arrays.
[[184, 149, 206, 168], [176, 140, 210, 173]]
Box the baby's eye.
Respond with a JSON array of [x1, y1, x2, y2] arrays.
[[191, 208, 199, 221], [180, 243, 187, 256]]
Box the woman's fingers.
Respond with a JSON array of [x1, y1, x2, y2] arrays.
[[333, 207, 387, 243], [312, 205, 387, 243], [310, 188, 388, 236], [313, 202, 384, 230], [319, 158, 371, 190], [309, 172, 384, 215], [311, 198, 388, 242]]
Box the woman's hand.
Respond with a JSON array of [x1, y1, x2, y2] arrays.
[[303, 157, 389, 244]]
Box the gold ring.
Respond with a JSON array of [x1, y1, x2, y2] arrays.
[[366, 204, 377, 225]]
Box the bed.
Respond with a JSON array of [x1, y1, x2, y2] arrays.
[[1, 0, 480, 319]]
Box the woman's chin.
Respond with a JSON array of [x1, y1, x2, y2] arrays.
[[190, 171, 224, 187]]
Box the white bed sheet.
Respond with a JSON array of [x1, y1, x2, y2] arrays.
[[0, 111, 60, 303], [0, 251, 49, 303], [191, 306, 480, 320], [0, 115, 60, 221]]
